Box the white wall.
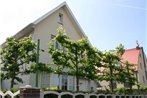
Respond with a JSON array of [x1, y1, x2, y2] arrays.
[[2, 74, 30, 89], [1, 5, 90, 90], [30, 6, 88, 91]]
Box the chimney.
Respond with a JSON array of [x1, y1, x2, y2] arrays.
[[136, 40, 140, 49]]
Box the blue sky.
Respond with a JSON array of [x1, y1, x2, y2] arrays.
[[66, 0, 146, 54], [0, 0, 146, 54]]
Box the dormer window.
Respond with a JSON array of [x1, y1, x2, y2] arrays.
[[58, 13, 63, 25]]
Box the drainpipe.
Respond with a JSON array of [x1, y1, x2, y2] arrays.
[[36, 39, 40, 87]]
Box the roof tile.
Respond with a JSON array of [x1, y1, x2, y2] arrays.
[[122, 48, 140, 65]]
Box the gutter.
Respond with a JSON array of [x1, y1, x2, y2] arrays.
[[1, 23, 35, 48]]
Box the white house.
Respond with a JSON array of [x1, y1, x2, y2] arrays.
[[1, 2, 99, 91]]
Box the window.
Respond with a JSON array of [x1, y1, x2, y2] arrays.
[[124, 78, 130, 88], [68, 76, 74, 91], [58, 13, 63, 24], [140, 63, 142, 69], [55, 41, 59, 49], [140, 54, 141, 57], [51, 34, 59, 49], [143, 76, 145, 83], [60, 46, 65, 51], [50, 74, 59, 89], [145, 72, 147, 79], [41, 72, 50, 87], [51, 34, 65, 50], [80, 52, 85, 58], [51, 34, 55, 39], [90, 87, 94, 91], [109, 80, 117, 89], [62, 75, 68, 90], [124, 82, 130, 88]]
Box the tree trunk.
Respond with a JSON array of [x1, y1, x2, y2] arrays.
[[58, 74, 61, 90], [110, 79, 113, 93], [11, 77, 15, 88], [75, 46, 79, 91], [76, 72, 79, 91], [109, 63, 114, 93], [126, 63, 132, 90], [75, 60, 79, 91]]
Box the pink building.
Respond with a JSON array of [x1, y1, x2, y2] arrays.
[[122, 46, 147, 86]]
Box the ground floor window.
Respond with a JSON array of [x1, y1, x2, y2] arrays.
[[41, 72, 50, 88], [62, 75, 68, 90], [68, 76, 74, 91], [50, 74, 59, 89]]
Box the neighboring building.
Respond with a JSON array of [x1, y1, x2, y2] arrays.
[[122, 46, 147, 86], [1, 2, 99, 91], [97, 46, 147, 90]]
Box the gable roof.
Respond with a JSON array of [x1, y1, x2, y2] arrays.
[[33, 1, 87, 37], [122, 48, 141, 65], [1, 2, 87, 47], [17, 2, 87, 39]]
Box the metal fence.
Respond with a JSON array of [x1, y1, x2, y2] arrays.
[[0, 90, 147, 98], [0, 90, 20, 98], [40, 91, 147, 98]]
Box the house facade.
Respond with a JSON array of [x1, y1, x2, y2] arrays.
[[1, 2, 98, 91], [97, 46, 147, 90], [122, 46, 147, 87]]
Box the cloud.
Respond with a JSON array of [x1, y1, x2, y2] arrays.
[[113, 3, 146, 11], [0, 0, 64, 44]]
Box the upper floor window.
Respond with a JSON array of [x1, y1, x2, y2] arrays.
[[140, 54, 142, 57], [58, 13, 63, 25], [143, 75, 145, 83], [51, 34, 64, 50], [140, 63, 142, 69], [51, 34, 55, 40]]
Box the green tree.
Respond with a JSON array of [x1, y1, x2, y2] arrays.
[[80, 47, 103, 80], [102, 51, 121, 93], [115, 44, 136, 89], [115, 44, 125, 56], [0, 36, 36, 88], [48, 26, 102, 91], [118, 61, 136, 89]]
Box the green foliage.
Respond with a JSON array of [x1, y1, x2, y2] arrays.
[[0, 36, 36, 88], [0, 88, 19, 93], [100, 44, 136, 92], [26, 63, 53, 74], [102, 51, 121, 92], [114, 87, 147, 94], [115, 44, 136, 89], [115, 44, 125, 56], [143, 86, 147, 90], [48, 26, 103, 91], [48, 26, 137, 92], [97, 89, 111, 94], [114, 87, 133, 94], [42, 87, 50, 91], [10, 88, 19, 93], [118, 61, 136, 89]]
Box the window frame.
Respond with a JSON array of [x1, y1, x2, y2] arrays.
[[58, 13, 63, 25]]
